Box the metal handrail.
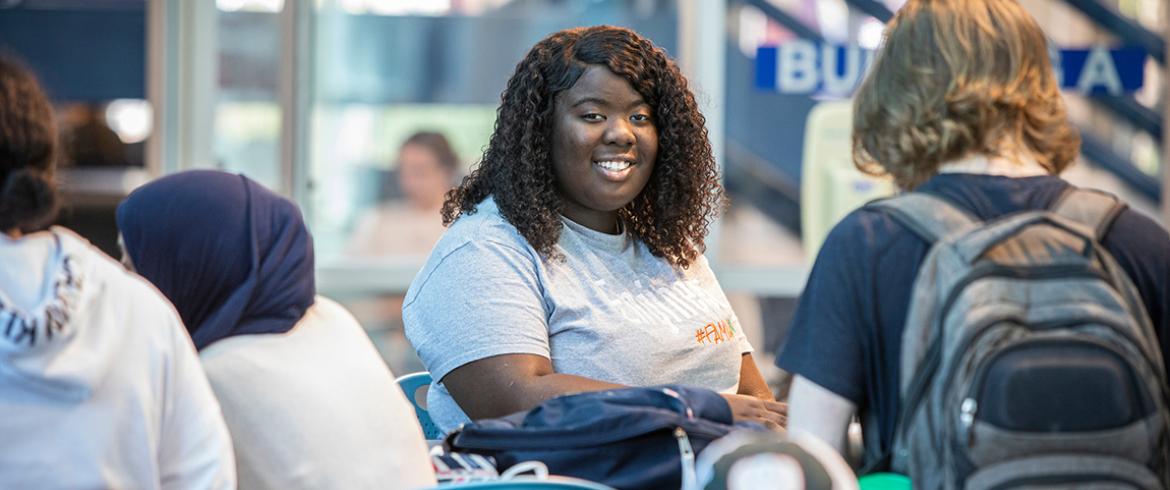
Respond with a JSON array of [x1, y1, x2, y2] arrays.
[[1063, 0, 1165, 65], [739, 0, 824, 42]]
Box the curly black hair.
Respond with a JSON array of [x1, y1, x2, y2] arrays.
[[442, 25, 724, 269]]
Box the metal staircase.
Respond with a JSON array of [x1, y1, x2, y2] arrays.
[[724, 0, 1166, 232], [839, 0, 1162, 200]]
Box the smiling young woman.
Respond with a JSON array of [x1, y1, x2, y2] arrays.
[[549, 64, 658, 234], [403, 25, 785, 435]]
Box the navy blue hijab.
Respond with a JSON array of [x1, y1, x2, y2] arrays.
[[116, 170, 315, 350]]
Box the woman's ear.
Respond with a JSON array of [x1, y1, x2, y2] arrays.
[[117, 233, 135, 272]]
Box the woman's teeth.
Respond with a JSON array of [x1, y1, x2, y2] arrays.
[[595, 160, 632, 171]]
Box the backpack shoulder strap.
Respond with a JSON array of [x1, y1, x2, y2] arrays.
[[866, 192, 981, 244], [1049, 187, 1128, 241]]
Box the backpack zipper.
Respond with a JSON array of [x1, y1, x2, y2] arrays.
[[675, 427, 698, 490], [958, 397, 978, 440]]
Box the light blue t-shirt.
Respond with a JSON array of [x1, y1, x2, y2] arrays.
[[403, 197, 751, 433]]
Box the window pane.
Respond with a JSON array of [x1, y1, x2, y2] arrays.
[[216, 7, 283, 191]]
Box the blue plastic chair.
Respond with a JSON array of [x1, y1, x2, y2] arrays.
[[397, 371, 443, 440]]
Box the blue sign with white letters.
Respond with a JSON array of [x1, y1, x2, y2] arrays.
[[756, 42, 1146, 96]]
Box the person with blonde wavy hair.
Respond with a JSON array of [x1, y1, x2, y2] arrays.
[[777, 0, 1170, 471]]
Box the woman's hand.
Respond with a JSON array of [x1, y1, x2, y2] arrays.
[[721, 393, 788, 431]]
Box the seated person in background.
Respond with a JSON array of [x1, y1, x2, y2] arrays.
[[348, 130, 460, 257], [404, 25, 786, 434], [346, 131, 460, 374], [0, 56, 235, 489], [117, 170, 436, 489], [779, 0, 1170, 470]]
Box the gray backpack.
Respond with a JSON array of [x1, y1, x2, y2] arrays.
[[868, 187, 1170, 489]]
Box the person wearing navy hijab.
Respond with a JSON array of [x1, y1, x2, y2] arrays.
[[118, 170, 314, 349], [117, 170, 436, 490]]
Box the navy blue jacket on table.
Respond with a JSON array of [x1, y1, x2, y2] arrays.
[[777, 173, 1170, 460]]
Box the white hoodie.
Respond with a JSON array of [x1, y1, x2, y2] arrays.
[[0, 227, 236, 489]]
